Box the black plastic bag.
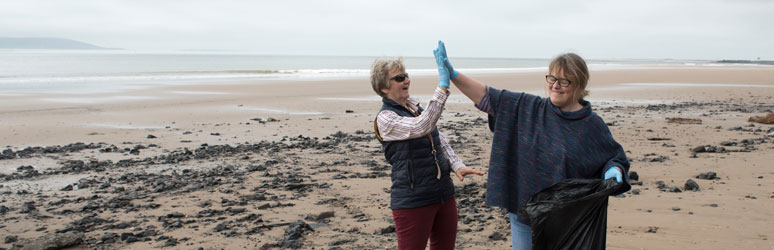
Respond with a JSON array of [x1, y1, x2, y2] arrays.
[[520, 179, 620, 250]]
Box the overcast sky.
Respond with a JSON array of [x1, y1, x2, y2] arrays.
[[2, 0, 772, 60]]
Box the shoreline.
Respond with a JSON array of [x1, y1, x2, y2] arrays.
[[1, 66, 774, 249]]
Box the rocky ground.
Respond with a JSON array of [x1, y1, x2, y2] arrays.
[[1, 98, 773, 249]]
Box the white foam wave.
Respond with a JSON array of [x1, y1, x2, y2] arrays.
[[40, 96, 158, 104], [622, 83, 774, 88], [84, 123, 170, 129]]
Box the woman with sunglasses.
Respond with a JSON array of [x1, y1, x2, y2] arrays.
[[432, 41, 631, 250], [370, 55, 483, 250]]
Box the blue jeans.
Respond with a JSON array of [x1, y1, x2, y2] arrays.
[[509, 213, 532, 250]]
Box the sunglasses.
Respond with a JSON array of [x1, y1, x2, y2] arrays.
[[390, 73, 409, 82]]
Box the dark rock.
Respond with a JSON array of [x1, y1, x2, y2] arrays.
[[647, 227, 659, 233], [697, 172, 719, 180], [167, 212, 185, 218], [164, 219, 183, 229], [284, 221, 313, 241], [19, 202, 36, 214], [345, 110, 354, 113], [691, 145, 706, 153], [632, 189, 640, 195], [655, 181, 667, 190], [684, 179, 700, 191], [489, 231, 507, 241], [163, 238, 178, 247], [237, 213, 260, 223], [12, 232, 84, 250], [669, 186, 682, 193], [147, 134, 157, 139], [278, 221, 313, 248], [120, 232, 134, 241], [61, 184, 73, 191], [125, 236, 141, 243], [642, 155, 669, 162], [215, 223, 229, 232], [672, 207, 681, 211], [115, 222, 131, 229], [720, 141, 737, 146], [243, 193, 266, 201], [4, 236, 17, 244], [378, 225, 395, 234], [329, 238, 356, 246], [1, 148, 16, 159], [228, 207, 246, 215], [100, 232, 117, 243], [629, 171, 639, 181], [314, 211, 335, 221]]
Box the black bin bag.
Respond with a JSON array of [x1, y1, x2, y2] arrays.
[[520, 179, 620, 250]]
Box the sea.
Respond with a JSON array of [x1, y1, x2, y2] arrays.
[[0, 50, 748, 94]]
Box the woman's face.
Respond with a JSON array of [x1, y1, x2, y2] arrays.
[[381, 69, 411, 102], [547, 69, 578, 109]]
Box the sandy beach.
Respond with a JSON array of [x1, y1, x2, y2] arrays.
[[1, 66, 773, 249]]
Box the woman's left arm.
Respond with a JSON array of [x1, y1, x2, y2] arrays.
[[602, 139, 632, 195]]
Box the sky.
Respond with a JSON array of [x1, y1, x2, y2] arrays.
[[2, 0, 772, 60]]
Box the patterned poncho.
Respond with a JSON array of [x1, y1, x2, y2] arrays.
[[483, 87, 631, 224]]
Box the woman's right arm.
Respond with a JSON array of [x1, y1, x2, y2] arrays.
[[450, 73, 487, 106], [376, 87, 449, 141], [435, 41, 490, 111]]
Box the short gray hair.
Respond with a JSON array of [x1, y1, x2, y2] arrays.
[[370, 57, 405, 98]]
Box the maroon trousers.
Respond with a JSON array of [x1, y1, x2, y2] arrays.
[[391, 197, 458, 250]]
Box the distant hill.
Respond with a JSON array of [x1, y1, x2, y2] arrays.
[[0, 37, 119, 50]]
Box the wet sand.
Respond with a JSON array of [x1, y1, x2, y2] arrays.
[[1, 66, 773, 249]]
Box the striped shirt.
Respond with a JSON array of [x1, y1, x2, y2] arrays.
[[375, 87, 466, 172]]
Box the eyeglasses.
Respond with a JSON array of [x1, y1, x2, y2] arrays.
[[390, 73, 409, 83], [546, 75, 571, 87]]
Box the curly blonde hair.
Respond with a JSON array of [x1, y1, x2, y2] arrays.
[[370, 57, 405, 98]]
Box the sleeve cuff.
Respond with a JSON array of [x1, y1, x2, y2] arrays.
[[452, 162, 466, 172], [433, 86, 449, 103]]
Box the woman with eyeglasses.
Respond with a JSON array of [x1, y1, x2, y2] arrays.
[[432, 41, 631, 250], [370, 55, 483, 250]]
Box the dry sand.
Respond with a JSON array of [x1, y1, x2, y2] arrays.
[[1, 66, 773, 249]]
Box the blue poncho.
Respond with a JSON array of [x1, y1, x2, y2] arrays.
[[484, 87, 631, 225]]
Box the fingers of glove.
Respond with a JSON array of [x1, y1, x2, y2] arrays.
[[438, 40, 447, 58]]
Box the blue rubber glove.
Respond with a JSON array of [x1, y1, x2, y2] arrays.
[[433, 41, 450, 88], [437, 41, 459, 79], [604, 167, 623, 183], [444, 58, 458, 80]]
